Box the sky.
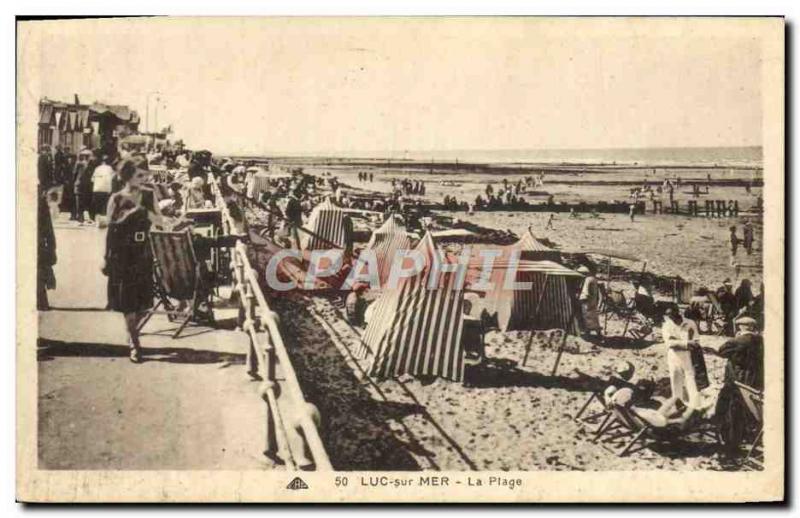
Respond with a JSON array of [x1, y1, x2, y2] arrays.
[[19, 17, 765, 156]]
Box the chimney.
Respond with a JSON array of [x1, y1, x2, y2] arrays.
[[74, 94, 80, 105]]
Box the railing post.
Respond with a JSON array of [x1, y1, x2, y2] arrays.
[[262, 331, 279, 461], [260, 380, 281, 464], [243, 280, 259, 380]]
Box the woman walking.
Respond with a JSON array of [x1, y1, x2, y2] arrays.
[[104, 159, 162, 363]]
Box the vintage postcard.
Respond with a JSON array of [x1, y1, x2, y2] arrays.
[[16, 16, 784, 503]]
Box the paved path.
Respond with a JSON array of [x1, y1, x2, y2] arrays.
[[38, 217, 273, 470]]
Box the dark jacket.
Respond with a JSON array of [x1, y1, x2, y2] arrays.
[[38, 153, 54, 190], [285, 196, 303, 225], [73, 161, 92, 193], [718, 331, 763, 390]]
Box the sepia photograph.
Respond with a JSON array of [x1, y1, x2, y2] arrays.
[[15, 16, 784, 503]]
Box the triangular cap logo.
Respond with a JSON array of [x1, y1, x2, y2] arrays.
[[287, 477, 309, 490]]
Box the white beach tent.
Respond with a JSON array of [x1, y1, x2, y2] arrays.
[[356, 233, 466, 382]]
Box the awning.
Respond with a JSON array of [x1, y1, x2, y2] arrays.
[[39, 104, 53, 125]]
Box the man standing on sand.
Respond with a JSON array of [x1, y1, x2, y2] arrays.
[[729, 225, 740, 265], [743, 220, 754, 255], [545, 213, 555, 230], [714, 316, 763, 452], [284, 189, 303, 249], [629, 203, 636, 222], [577, 265, 602, 340]]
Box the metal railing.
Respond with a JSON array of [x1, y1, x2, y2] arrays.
[[209, 175, 333, 471]]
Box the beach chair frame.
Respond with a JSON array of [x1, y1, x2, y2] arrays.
[[735, 381, 764, 468], [138, 229, 215, 339], [573, 376, 638, 436], [594, 403, 719, 457], [705, 292, 730, 336]]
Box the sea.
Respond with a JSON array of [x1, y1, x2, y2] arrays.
[[241, 146, 762, 169]]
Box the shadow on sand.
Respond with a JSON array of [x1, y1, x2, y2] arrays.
[[273, 299, 434, 471], [596, 335, 658, 350], [464, 357, 607, 393], [37, 338, 246, 366]]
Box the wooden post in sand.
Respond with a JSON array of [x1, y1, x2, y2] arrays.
[[550, 304, 578, 377], [522, 275, 550, 367]]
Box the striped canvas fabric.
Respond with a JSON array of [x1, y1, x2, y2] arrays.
[[149, 230, 199, 300], [247, 172, 273, 200], [301, 198, 354, 252], [364, 215, 414, 286], [466, 243, 583, 333], [357, 233, 466, 381], [514, 229, 561, 261], [495, 268, 583, 334]]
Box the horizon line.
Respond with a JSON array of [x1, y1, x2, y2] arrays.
[[219, 144, 762, 159]]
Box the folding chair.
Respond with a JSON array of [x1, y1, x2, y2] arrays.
[[735, 381, 764, 468], [600, 283, 634, 335], [138, 229, 215, 338], [600, 284, 651, 339], [594, 389, 718, 457], [573, 376, 636, 437], [705, 293, 730, 336]]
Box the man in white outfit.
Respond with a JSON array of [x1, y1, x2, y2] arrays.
[[659, 307, 701, 421]]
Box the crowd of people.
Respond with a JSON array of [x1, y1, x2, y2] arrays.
[[37, 140, 228, 360], [390, 177, 426, 197], [36, 141, 767, 460]]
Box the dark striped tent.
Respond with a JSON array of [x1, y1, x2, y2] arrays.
[[465, 239, 582, 333], [491, 260, 583, 333], [301, 198, 354, 252], [364, 215, 414, 287], [357, 233, 466, 381]]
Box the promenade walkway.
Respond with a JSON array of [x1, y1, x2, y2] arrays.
[[37, 216, 271, 470]]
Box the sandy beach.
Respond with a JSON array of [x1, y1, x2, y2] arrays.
[[244, 157, 763, 471]]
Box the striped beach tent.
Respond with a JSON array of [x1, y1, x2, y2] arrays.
[[357, 233, 466, 382], [247, 170, 273, 200], [513, 228, 561, 262], [301, 198, 354, 252], [364, 215, 414, 286], [465, 239, 582, 333], [491, 260, 583, 333]]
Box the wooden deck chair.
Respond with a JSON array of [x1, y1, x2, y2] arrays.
[[139, 230, 214, 338], [735, 381, 764, 468], [599, 284, 647, 338], [573, 376, 636, 437], [595, 389, 718, 457], [705, 292, 729, 335]]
